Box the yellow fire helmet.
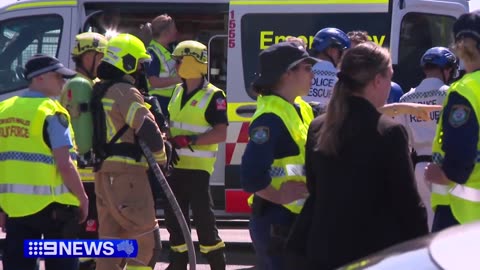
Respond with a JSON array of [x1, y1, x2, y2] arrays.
[[72, 32, 108, 56], [102, 33, 151, 74], [172, 40, 208, 64]]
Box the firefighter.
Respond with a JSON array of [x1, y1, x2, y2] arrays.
[[165, 40, 227, 270], [398, 47, 458, 230], [146, 14, 182, 117], [425, 12, 480, 232], [0, 54, 87, 270], [59, 32, 108, 270], [303, 27, 350, 109], [93, 33, 166, 270], [241, 41, 317, 270]]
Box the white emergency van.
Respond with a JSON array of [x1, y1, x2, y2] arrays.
[[0, 0, 469, 216]]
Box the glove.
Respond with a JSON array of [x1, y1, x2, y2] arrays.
[[164, 140, 179, 166], [170, 135, 192, 149]]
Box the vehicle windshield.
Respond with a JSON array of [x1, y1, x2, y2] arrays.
[[0, 15, 63, 94]]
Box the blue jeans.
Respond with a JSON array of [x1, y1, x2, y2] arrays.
[[249, 203, 296, 270], [432, 205, 460, 232], [3, 203, 79, 270]]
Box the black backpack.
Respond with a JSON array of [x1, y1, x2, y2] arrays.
[[91, 80, 142, 171]]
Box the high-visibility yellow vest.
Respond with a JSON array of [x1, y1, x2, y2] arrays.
[[247, 95, 314, 214], [168, 81, 224, 175], [431, 71, 480, 224], [148, 40, 177, 98], [0, 96, 80, 217]]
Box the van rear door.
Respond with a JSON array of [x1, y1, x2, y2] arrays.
[[225, 0, 391, 213], [390, 0, 468, 91], [0, 2, 74, 100]]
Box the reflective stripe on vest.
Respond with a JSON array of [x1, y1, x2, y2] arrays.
[[450, 184, 480, 203], [432, 183, 449, 196], [176, 148, 216, 158], [168, 81, 224, 174], [0, 183, 70, 195], [248, 95, 314, 214], [170, 121, 212, 133], [0, 96, 79, 217], [269, 164, 305, 177], [431, 71, 480, 224], [148, 41, 177, 97]]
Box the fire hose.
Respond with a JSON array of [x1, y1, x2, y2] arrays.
[[139, 140, 196, 269]]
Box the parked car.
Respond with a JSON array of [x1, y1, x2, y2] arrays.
[[339, 221, 480, 270]]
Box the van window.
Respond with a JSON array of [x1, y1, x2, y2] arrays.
[[395, 13, 456, 91], [0, 15, 63, 94], [240, 13, 390, 99]]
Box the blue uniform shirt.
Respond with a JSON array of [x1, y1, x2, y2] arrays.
[[146, 48, 162, 77], [23, 90, 73, 150], [240, 103, 303, 193], [440, 92, 479, 184]]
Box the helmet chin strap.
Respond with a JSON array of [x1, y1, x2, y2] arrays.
[[326, 50, 337, 68]]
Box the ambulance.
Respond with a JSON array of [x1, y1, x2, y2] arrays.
[[0, 0, 470, 217]]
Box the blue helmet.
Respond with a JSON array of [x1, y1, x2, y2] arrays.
[[312, 27, 351, 53], [420, 47, 457, 69]]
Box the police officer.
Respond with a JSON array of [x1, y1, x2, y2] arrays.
[[398, 47, 458, 229], [241, 41, 317, 270], [59, 32, 108, 270], [0, 54, 88, 270], [425, 12, 480, 232], [165, 40, 227, 270], [303, 27, 350, 109], [146, 14, 182, 116], [93, 33, 166, 270], [388, 82, 404, 104]]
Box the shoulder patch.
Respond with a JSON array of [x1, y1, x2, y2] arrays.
[[216, 98, 227, 110], [449, 104, 470, 128], [250, 126, 269, 144], [56, 113, 69, 128]]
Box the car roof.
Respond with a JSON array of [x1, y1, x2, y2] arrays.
[[430, 221, 480, 269], [339, 221, 480, 270]]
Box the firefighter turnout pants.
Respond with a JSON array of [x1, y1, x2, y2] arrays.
[[95, 171, 161, 270], [164, 168, 226, 270]]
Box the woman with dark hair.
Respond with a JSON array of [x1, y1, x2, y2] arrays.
[[287, 41, 428, 269], [240, 41, 317, 270]]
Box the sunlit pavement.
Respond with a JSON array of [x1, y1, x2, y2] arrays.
[[0, 227, 257, 270]]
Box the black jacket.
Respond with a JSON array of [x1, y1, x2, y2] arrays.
[[286, 96, 428, 270]]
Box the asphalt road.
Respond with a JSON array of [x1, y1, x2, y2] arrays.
[[0, 222, 257, 270]]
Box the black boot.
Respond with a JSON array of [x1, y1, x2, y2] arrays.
[[166, 251, 188, 270], [78, 259, 96, 270], [204, 249, 226, 270]]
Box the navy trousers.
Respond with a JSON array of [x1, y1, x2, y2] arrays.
[[431, 205, 460, 233], [3, 203, 79, 270], [249, 199, 296, 270]]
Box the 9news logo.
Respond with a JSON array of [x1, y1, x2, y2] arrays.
[[24, 239, 138, 258]]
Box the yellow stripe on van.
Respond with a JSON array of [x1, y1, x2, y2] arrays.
[[231, 0, 387, 5], [6, 1, 77, 11]]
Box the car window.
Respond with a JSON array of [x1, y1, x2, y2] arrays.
[[0, 15, 63, 94], [394, 12, 456, 91]]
